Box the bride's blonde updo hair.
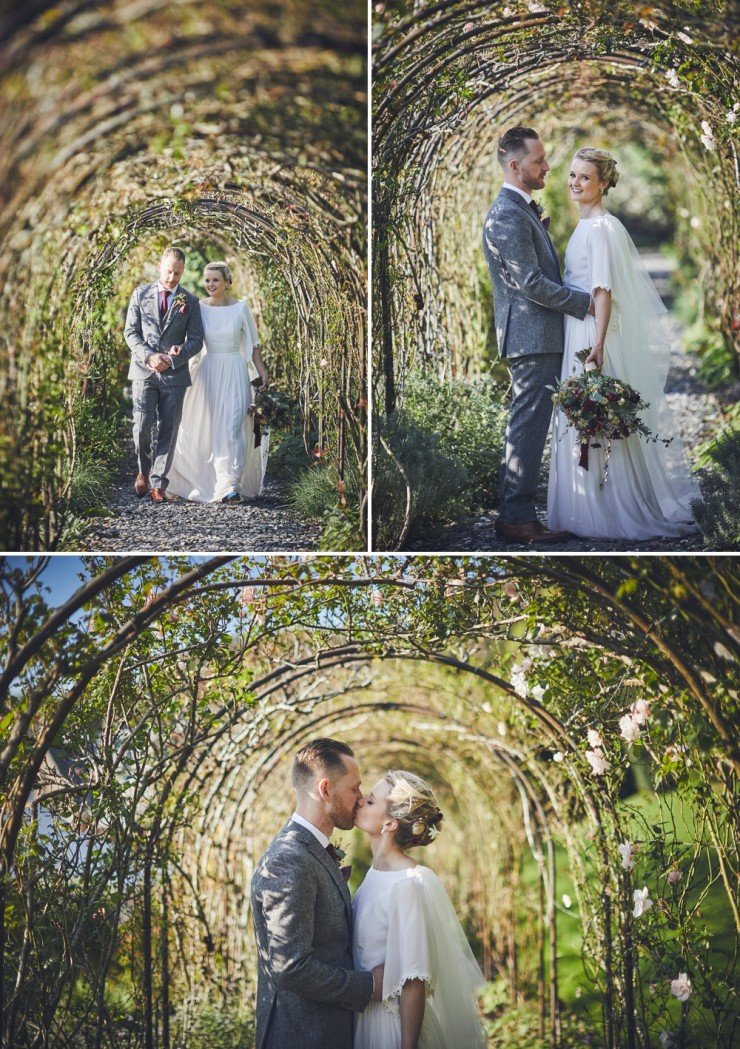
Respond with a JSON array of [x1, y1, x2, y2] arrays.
[[204, 260, 233, 285], [384, 770, 444, 849], [574, 147, 619, 194]]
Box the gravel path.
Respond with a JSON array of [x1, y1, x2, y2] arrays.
[[80, 447, 322, 552], [406, 254, 734, 553]]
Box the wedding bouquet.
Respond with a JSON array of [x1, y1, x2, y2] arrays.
[[250, 380, 294, 430], [550, 349, 657, 486]]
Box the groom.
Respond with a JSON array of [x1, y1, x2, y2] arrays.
[[483, 126, 592, 544], [124, 246, 204, 502], [251, 738, 382, 1049]]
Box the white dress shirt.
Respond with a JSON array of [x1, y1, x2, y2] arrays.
[[502, 181, 534, 204], [291, 812, 330, 848]]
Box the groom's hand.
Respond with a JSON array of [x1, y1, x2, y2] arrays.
[[371, 964, 384, 1001], [146, 353, 168, 372]]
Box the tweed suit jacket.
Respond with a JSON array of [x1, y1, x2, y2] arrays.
[[482, 188, 591, 358], [251, 821, 373, 1049], [124, 282, 204, 386]]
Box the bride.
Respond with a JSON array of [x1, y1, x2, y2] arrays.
[[352, 771, 486, 1049], [547, 147, 698, 539], [167, 261, 267, 504]]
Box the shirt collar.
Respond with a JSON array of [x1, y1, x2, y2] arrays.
[[291, 812, 330, 848], [158, 283, 179, 297], [503, 182, 534, 205]]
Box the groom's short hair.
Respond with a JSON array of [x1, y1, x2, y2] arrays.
[[162, 246, 186, 263], [497, 126, 539, 168], [292, 738, 355, 791]]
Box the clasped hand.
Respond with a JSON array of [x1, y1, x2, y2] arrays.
[[146, 346, 181, 373]]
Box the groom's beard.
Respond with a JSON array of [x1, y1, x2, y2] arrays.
[[328, 799, 357, 831]]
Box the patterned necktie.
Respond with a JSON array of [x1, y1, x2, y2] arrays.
[[159, 289, 168, 317]]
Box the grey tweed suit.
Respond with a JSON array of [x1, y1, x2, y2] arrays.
[[124, 282, 204, 491], [482, 188, 591, 523], [251, 821, 373, 1049]]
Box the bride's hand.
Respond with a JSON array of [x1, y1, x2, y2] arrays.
[[371, 964, 384, 1001], [585, 344, 603, 370]]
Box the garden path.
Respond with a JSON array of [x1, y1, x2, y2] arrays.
[[81, 448, 321, 552]]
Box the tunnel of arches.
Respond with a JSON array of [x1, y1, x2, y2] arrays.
[[372, 0, 737, 408], [0, 0, 367, 547], [0, 555, 736, 1047]]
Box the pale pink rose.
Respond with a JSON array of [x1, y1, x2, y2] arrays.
[[587, 729, 603, 748], [630, 699, 650, 724], [670, 972, 691, 1001], [553, 751, 564, 763], [371, 589, 383, 607], [619, 714, 641, 743], [713, 641, 734, 661], [510, 664, 529, 699], [666, 869, 682, 885], [463, 20, 475, 32], [618, 841, 635, 871], [633, 886, 652, 917], [585, 749, 609, 776], [503, 580, 519, 601]]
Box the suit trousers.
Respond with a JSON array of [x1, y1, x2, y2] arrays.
[[132, 381, 186, 490], [499, 352, 562, 524]]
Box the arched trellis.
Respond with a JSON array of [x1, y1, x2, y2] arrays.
[[0, 556, 737, 1046], [0, 0, 367, 547], [372, 0, 738, 409]]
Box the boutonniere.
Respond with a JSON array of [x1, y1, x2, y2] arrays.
[[329, 840, 352, 881], [534, 201, 551, 231], [172, 293, 188, 315]]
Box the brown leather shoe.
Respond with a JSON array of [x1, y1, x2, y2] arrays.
[[150, 487, 166, 503], [494, 518, 539, 544], [533, 520, 572, 542], [134, 473, 149, 498]]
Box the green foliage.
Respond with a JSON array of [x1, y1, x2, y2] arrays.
[[268, 429, 312, 479], [403, 375, 508, 507], [691, 426, 740, 549], [372, 414, 469, 549], [288, 461, 364, 549], [373, 375, 509, 547], [480, 978, 593, 1047], [171, 1000, 255, 1049], [683, 320, 735, 388]]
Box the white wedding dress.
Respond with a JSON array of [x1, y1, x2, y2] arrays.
[[352, 866, 486, 1049], [167, 301, 266, 502], [547, 212, 698, 539]]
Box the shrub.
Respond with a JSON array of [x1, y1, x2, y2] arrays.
[[402, 375, 508, 507], [267, 429, 312, 480], [372, 414, 469, 549], [692, 425, 740, 550], [170, 1000, 254, 1049], [288, 461, 364, 550], [683, 319, 735, 388]]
